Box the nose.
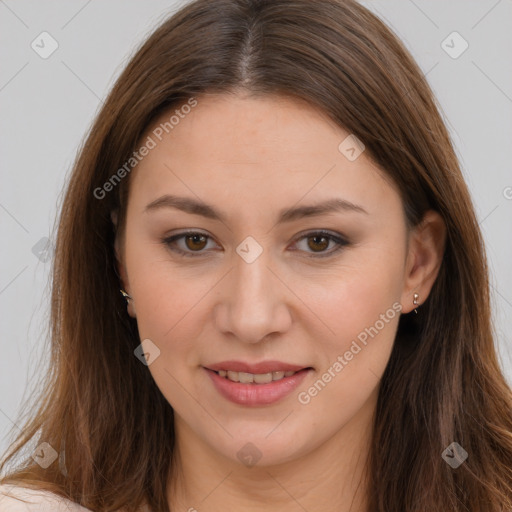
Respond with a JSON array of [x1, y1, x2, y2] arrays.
[[214, 250, 292, 344]]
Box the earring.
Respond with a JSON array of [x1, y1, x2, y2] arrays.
[[413, 292, 419, 314], [120, 289, 132, 302]]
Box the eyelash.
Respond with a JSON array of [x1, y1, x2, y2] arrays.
[[161, 230, 349, 259]]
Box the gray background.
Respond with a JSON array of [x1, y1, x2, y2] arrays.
[[1, 0, 511, 459]]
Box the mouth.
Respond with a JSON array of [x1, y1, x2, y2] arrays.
[[204, 360, 313, 383], [212, 368, 308, 384], [203, 362, 313, 406]]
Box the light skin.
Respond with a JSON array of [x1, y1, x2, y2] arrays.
[[113, 92, 446, 512]]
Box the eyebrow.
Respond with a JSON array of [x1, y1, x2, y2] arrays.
[[144, 194, 368, 223]]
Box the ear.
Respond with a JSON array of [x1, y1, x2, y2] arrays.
[[111, 210, 126, 282], [400, 210, 446, 313], [111, 210, 137, 318]]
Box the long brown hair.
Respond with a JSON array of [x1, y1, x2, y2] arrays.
[[1, 0, 511, 510]]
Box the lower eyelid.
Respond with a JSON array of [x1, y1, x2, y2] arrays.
[[162, 232, 349, 257], [292, 234, 347, 255], [163, 233, 217, 255]]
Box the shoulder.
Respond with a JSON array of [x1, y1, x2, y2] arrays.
[[0, 484, 92, 511]]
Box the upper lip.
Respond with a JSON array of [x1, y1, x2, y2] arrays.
[[205, 360, 310, 374]]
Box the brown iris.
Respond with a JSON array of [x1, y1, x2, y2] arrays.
[[307, 235, 329, 252], [185, 233, 208, 251], [182, 233, 331, 253]]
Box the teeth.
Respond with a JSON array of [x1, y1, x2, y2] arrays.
[[227, 370, 239, 382], [254, 372, 273, 384], [216, 369, 299, 383], [239, 372, 254, 383]]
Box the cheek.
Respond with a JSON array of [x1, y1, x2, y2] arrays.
[[127, 257, 212, 409], [133, 270, 213, 350], [306, 282, 400, 382], [298, 243, 404, 393], [295, 274, 401, 422], [124, 237, 214, 351], [307, 249, 403, 340]]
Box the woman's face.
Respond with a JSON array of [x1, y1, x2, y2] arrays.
[[117, 93, 416, 467]]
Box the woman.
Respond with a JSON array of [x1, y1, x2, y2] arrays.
[[1, 0, 511, 510]]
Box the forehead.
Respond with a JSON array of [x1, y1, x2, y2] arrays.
[[128, 93, 401, 221], [147, 93, 346, 159]]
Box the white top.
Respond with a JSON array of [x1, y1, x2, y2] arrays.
[[0, 484, 92, 511]]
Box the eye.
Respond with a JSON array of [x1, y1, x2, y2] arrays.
[[162, 229, 349, 258], [291, 230, 349, 257], [162, 231, 219, 257]]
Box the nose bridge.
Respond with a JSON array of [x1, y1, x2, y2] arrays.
[[234, 250, 270, 307], [216, 246, 291, 343]]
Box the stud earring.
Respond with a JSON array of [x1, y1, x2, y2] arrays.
[[120, 289, 132, 302], [413, 292, 419, 314]]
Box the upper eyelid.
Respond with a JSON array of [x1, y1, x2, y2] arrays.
[[165, 229, 345, 243], [164, 229, 347, 254]]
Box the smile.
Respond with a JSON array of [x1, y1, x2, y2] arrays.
[[215, 369, 297, 384], [203, 365, 313, 406]]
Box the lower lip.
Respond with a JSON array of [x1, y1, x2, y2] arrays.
[[204, 367, 312, 406]]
